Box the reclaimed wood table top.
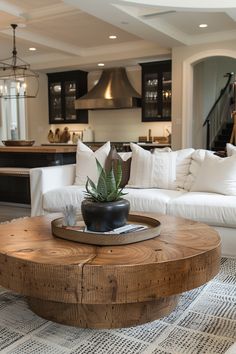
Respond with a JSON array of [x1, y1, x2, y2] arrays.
[[0, 213, 221, 328], [0, 213, 221, 305]]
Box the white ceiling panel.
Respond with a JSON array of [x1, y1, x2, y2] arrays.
[[0, 0, 235, 71], [8, 0, 61, 11], [162, 12, 236, 35], [29, 12, 141, 48]]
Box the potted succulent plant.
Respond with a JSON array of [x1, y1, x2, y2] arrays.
[[81, 159, 130, 232]]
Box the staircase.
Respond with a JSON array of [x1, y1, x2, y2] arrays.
[[203, 72, 235, 151], [211, 122, 233, 151]]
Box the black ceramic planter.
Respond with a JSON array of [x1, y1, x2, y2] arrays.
[[81, 199, 130, 232]]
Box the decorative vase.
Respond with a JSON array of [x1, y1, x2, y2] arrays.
[[81, 199, 130, 232]]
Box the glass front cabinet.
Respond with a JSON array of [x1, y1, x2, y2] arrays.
[[140, 60, 171, 122], [47, 70, 88, 124]]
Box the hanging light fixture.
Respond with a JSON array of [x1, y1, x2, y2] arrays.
[[0, 24, 39, 99]]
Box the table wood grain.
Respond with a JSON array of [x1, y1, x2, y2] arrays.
[[0, 213, 221, 328]]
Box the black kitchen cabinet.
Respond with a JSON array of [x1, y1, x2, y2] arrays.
[[47, 70, 88, 124], [140, 60, 171, 122]]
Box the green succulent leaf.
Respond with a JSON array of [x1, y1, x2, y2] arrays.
[[86, 177, 97, 194], [97, 174, 107, 198], [84, 156, 128, 202]]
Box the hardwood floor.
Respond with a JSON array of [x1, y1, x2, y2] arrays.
[[0, 203, 31, 222]]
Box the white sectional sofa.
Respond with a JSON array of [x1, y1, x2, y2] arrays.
[[30, 145, 236, 257]]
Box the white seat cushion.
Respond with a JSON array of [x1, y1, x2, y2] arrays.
[[124, 188, 186, 214], [167, 191, 236, 227], [43, 186, 186, 214], [43, 185, 85, 212]]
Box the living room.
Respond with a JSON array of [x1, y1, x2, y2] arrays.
[[0, 0, 235, 353]]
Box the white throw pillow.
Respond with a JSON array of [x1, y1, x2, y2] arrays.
[[184, 149, 214, 191], [128, 143, 176, 189], [153, 148, 194, 190], [226, 143, 236, 156], [190, 152, 236, 195], [74, 141, 110, 185]]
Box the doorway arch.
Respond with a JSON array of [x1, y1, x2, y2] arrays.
[[182, 49, 236, 148]]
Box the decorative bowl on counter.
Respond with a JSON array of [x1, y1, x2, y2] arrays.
[[2, 140, 35, 146]]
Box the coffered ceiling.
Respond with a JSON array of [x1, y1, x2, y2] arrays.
[[0, 0, 236, 72]]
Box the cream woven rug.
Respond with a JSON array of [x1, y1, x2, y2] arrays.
[[0, 257, 235, 354]]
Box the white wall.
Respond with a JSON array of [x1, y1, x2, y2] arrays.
[[28, 66, 171, 144]]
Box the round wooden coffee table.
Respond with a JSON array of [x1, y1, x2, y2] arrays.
[[0, 213, 221, 328]]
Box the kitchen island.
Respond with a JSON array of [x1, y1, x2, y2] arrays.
[[0, 142, 171, 204], [0, 145, 77, 204], [0, 145, 77, 168]]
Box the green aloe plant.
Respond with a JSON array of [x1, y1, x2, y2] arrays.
[[85, 158, 127, 202]]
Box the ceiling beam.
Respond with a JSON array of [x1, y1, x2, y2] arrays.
[[114, 3, 191, 45], [0, 0, 24, 17], [33, 43, 170, 71]]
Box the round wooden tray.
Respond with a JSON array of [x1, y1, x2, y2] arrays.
[[2, 140, 35, 146], [51, 214, 161, 246]]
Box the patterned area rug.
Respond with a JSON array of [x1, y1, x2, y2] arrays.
[[0, 257, 235, 354]]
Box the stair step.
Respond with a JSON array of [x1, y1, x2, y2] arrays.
[[225, 122, 233, 128], [217, 134, 231, 141], [213, 141, 227, 148], [222, 127, 233, 134]]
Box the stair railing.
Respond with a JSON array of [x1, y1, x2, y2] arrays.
[[203, 72, 235, 150]]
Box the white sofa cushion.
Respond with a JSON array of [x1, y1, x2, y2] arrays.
[[184, 149, 214, 190], [174, 148, 194, 190], [128, 143, 177, 189], [74, 140, 110, 185], [124, 188, 186, 214], [226, 143, 236, 156], [167, 191, 236, 227], [151, 148, 194, 190], [191, 153, 236, 195], [43, 185, 85, 212], [43, 185, 186, 215]]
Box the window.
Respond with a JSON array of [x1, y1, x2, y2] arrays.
[[0, 80, 26, 141]]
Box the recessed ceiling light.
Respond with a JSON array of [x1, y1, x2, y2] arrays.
[[98, 63, 105, 67], [29, 47, 37, 51], [109, 35, 117, 39], [199, 24, 208, 28]]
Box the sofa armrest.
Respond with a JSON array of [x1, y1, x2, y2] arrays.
[[30, 164, 76, 216]]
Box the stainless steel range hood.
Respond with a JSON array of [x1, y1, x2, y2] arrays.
[[75, 67, 141, 110]]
